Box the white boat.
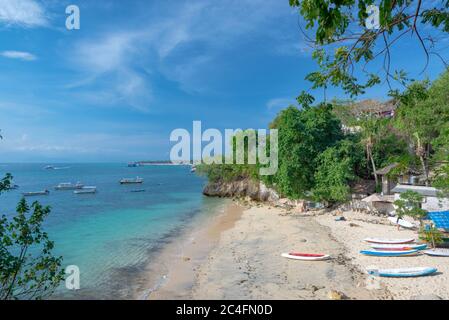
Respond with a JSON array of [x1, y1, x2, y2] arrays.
[[44, 165, 55, 170], [120, 177, 144, 184], [388, 217, 416, 229], [364, 237, 415, 244], [55, 182, 84, 190], [281, 252, 331, 261], [23, 190, 50, 196], [423, 249, 449, 257], [74, 186, 97, 194]]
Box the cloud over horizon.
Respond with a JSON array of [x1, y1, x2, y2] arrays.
[[0, 0, 48, 27]]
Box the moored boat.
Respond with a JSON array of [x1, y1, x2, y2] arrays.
[[55, 182, 84, 190], [74, 186, 97, 194], [23, 190, 50, 196], [120, 177, 144, 184]]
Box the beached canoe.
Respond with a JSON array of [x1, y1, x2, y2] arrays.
[[364, 238, 415, 244], [370, 243, 427, 251], [367, 267, 437, 278], [360, 249, 419, 257], [387, 217, 416, 229], [423, 249, 449, 257], [281, 253, 330, 261]]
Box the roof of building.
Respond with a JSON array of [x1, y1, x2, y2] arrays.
[[350, 99, 398, 116], [391, 184, 440, 197]]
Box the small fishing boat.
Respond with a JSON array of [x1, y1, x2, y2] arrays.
[[423, 249, 449, 257], [360, 249, 419, 257], [55, 182, 84, 190], [23, 190, 50, 197], [281, 252, 331, 261], [74, 187, 97, 194], [120, 177, 144, 184], [130, 189, 146, 193], [367, 267, 437, 278], [370, 243, 427, 251], [191, 166, 197, 173], [364, 238, 415, 244], [388, 217, 416, 229]]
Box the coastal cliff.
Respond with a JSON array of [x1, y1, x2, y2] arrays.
[[203, 179, 280, 203]]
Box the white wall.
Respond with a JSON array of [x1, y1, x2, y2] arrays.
[[393, 194, 449, 212], [423, 196, 449, 212]]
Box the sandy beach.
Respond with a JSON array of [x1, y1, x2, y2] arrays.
[[146, 200, 449, 300]]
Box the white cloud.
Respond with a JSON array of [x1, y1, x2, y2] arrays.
[[0, 0, 48, 27], [1, 50, 36, 61], [65, 0, 303, 110]]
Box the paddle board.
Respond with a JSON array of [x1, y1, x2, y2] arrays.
[[281, 253, 330, 261]]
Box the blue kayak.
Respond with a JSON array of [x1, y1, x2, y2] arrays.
[[367, 267, 437, 278], [360, 249, 419, 257]]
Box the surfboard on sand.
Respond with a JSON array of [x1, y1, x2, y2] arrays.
[[360, 249, 419, 257], [364, 237, 415, 244], [367, 267, 437, 278], [423, 249, 449, 257], [370, 243, 427, 251], [281, 253, 331, 261], [388, 217, 416, 229]]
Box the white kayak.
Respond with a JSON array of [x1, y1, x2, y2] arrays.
[[367, 267, 437, 278], [281, 252, 331, 261], [388, 217, 415, 229], [370, 243, 427, 251], [364, 237, 415, 244], [423, 249, 449, 257]]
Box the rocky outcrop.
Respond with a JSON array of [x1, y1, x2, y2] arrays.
[[203, 179, 280, 202]]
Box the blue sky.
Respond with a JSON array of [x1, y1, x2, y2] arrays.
[[0, 0, 447, 162]]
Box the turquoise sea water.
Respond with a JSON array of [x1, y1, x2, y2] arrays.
[[0, 163, 222, 299]]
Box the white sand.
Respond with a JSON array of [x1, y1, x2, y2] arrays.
[[192, 205, 389, 300], [316, 211, 449, 300]]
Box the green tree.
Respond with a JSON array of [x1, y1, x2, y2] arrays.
[[393, 190, 427, 227], [312, 138, 363, 203], [269, 103, 344, 198], [0, 133, 64, 300], [394, 73, 449, 185], [290, 0, 449, 98]]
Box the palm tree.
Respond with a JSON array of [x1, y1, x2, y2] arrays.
[[359, 115, 380, 186]]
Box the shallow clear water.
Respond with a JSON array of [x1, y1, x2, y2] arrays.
[[0, 163, 222, 299]]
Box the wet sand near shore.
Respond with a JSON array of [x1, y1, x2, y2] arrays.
[[141, 201, 244, 300]]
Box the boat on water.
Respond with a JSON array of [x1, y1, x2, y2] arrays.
[[120, 177, 144, 184], [130, 189, 146, 193], [55, 182, 84, 190], [74, 187, 97, 194], [191, 165, 197, 173], [44, 165, 55, 170], [367, 267, 437, 278], [23, 190, 50, 197], [128, 162, 140, 167]]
